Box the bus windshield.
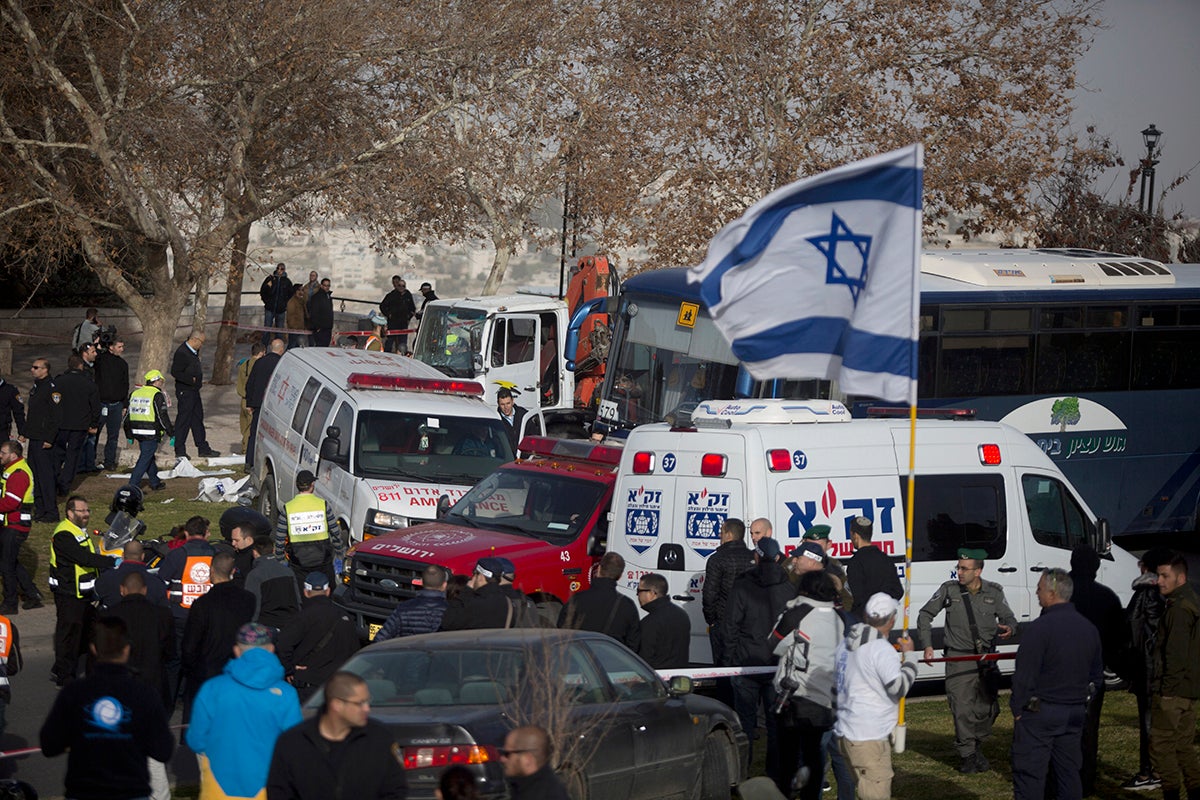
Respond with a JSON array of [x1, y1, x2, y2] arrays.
[[411, 306, 486, 378], [354, 410, 513, 485]]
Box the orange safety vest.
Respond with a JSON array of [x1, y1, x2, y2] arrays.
[[178, 554, 214, 608]]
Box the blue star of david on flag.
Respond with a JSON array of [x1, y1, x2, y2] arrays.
[[808, 213, 872, 305], [688, 144, 923, 403]]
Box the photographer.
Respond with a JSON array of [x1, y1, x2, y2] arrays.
[[93, 335, 129, 471]]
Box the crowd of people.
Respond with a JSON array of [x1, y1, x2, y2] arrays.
[[1, 297, 1200, 800], [257, 263, 439, 355]]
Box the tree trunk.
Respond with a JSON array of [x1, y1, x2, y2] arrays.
[[212, 223, 251, 385], [134, 293, 189, 381], [481, 244, 514, 295]]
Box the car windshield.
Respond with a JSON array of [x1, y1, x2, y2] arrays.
[[354, 410, 513, 483], [411, 306, 486, 378], [446, 467, 607, 543]]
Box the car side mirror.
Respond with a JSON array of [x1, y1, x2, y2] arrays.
[[320, 426, 347, 466], [436, 494, 452, 519], [667, 675, 693, 696], [586, 532, 606, 557], [1092, 518, 1112, 556]]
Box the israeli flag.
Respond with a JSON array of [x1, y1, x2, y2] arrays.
[[689, 144, 923, 403]]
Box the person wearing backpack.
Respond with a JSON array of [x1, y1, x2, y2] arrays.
[[71, 309, 100, 351], [771, 571, 847, 800]]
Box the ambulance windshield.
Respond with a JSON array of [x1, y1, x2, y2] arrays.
[[354, 410, 513, 484], [411, 306, 486, 378]]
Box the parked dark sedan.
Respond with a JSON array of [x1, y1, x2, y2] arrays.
[[306, 628, 747, 800]]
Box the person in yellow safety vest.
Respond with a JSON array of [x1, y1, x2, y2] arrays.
[[124, 370, 174, 492], [0, 440, 45, 613], [0, 611, 22, 740], [364, 313, 386, 352], [48, 495, 116, 687], [274, 470, 344, 591]]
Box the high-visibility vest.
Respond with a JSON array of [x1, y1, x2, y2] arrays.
[[176, 554, 213, 609], [364, 335, 383, 352], [1, 458, 34, 528], [48, 520, 102, 598], [285, 494, 330, 544], [0, 614, 12, 691], [127, 385, 161, 438]]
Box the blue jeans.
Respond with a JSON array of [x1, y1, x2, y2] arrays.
[[129, 438, 164, 489], [80, 433, 98, 471], [821, 727, 854, 800], [733, 674, 779, 780], [100, 401, 124, 467], [263, 309, 286, 345]]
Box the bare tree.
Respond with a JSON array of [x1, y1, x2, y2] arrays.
[[0, 0, 560, 374]]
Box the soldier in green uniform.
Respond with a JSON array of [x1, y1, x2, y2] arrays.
[[917, 547, 1017, 774]]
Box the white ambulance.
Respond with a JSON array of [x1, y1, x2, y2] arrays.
[[252, 349, 516, 546], [609, 399, 1140, 673]]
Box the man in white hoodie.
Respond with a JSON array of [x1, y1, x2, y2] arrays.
[[833, 592, 917, 800]]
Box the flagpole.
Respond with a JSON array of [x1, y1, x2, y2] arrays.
[[895, 144, 923, 754]]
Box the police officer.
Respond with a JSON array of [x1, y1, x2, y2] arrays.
[[170, 332, 220, 461], [24, 358, 60, 523], [124, 370, 174, 491], [48, 495, 116, 686], [917, 547, 1017, 773], [0, 440, 44, 613], [274, 470, 342, 590], [51, 354, 98, 496]]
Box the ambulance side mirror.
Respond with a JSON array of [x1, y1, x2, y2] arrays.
[[1092, 518, 1112, 556]]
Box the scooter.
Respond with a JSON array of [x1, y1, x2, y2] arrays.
[[96, 484, 170, 568]]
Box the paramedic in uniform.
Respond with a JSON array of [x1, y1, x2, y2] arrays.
[[917, 547, 1017, 774], [124, 370, 173, 491], [49, 495, 116, 686], [275, 470, 343, 590], [0, 440, 44, 612]]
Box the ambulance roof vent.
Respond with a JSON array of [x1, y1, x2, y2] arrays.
[[691, 399, 850, 426]]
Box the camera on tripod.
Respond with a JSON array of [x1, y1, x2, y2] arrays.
[[96, 325, 118, 351]]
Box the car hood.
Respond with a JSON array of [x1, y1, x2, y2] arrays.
[[363, 479, 471, 520], [352, 521, 559, 565]]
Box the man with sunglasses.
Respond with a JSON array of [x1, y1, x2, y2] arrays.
[[267, 671, 407, 800], [501, 725, 569, 800]]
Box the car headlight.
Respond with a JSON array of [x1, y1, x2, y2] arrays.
[[368, 509, 407, 530]]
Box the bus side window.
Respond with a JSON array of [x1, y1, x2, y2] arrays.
[[1021, 474, 1088, 551]]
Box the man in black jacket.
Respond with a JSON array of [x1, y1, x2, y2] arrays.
[[52, 354, 99, 495], [637, 573, 690, 669], [846, 516, 902, 620], [496, 388, 529, 452], [504, 725, 569, 800], [171, 332, 220, 460], [306, 278, 334, 347], [180, 551, 256, 720], [267, 671, 408, 800], [440, 557, 516, 630], [0, 374, 25, 442], [93, 337, 129, 470], [95, 541, 168, 610], [557, 551, 640, 650], [702, 517, 755, 666], [259, 263, 293, 347], [380, 275, 417, 353], [245, 535, 302, 630], [40, 616, 174, 800], [726, 536, 795, 776], [275, 573, 359, 701], [109, 571, 176, 708], [24, 358, 59, 522], [244, 338, 284, 469]]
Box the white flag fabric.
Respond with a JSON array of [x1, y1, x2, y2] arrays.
[[688, 145, 923, 403]]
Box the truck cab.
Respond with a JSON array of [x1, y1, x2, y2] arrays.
[[337, 436, 621, 640]]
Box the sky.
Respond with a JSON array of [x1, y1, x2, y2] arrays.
[[1071, 0, 1200, 219]]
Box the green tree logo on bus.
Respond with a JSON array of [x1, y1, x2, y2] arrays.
[[1050, 397, 1081, 432]]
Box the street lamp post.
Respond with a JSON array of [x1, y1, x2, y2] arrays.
[[1138, 124, 1162, 214]]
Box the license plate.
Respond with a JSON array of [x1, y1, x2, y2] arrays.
[[368, 623, 382, 641]]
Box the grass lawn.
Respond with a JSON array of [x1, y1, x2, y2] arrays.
[[749, 688, 1151, 799], [19, 471, 238, 582]]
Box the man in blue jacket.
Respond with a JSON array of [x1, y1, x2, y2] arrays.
[[187, 622, 302, 800], [375, 564, 448, 641]]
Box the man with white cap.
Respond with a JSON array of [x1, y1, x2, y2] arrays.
[[440, 557, 514, 630], [124, 370, 173, 491], [833, 592, 917, 800]]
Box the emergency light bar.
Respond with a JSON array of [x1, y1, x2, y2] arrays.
[[519, 436, 623, 466], [346, 373, 485, 397]]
